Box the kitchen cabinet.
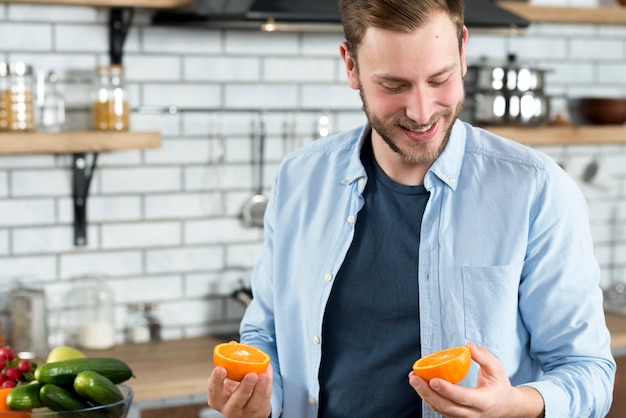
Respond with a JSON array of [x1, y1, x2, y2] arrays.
[[0, 0, 190, 7]]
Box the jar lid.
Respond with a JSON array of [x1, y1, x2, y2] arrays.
[[96, 64, 125, 74], [8, 62, 33, 76]]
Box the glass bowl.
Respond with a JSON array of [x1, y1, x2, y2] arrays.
[[0, 384, 133, 418]]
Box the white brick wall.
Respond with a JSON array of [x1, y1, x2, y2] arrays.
[[1, 2, 626, 346]]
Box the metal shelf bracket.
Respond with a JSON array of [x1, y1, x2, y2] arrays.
[[109, 7, 134, 64], [73, 153, 98, 246]]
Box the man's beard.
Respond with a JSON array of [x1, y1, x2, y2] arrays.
[[359, 86, 465, 165]]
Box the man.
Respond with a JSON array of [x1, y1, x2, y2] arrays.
[[207, 0, 616, 416]]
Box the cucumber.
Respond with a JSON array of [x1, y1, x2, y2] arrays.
[[39, 383, 92, 411], [73, 370, 123, 406], [6, 381, 44, 410], [35, 358, 133, 385]]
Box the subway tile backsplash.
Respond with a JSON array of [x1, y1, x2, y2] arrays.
[[1, 2, 626, 346]]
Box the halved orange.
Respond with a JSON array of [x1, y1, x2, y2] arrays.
[[213, 342, 270, 381], [412, 345, 471, 384]]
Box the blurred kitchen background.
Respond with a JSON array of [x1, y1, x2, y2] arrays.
[[1, 0, 626, 351]]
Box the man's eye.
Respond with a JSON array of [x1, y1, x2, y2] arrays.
[[430, 77, 450, 87], [382, 84, 404, 92]]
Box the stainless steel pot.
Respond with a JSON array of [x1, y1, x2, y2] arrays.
[[466, 55, 547, 93], [469, 91, 551, 126], [464, 54, 551, 126]]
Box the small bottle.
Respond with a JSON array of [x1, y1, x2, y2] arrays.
[[145, 303, 162, 343], [92, 64, 129, 131], [38, 71, 66, 132], [126, 303, 161, 344], [125, 303, 150, 344]]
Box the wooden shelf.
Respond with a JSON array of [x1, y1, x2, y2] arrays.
[[0, 131, 161, 155], [486, 125, 626, 146], [499, 2, 626, 25], [0, 0, 191, 8]]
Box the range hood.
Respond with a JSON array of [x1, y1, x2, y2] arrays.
[[151, 0, 530, 31]]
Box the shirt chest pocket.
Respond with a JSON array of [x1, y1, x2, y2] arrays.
[[462, 263, 523, 350]]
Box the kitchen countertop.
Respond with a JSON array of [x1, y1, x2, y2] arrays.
[[81, 313, 626, 404], [82, 336, 225, 403]]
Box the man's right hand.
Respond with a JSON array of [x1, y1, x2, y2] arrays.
[[207, 364, 273, 418]]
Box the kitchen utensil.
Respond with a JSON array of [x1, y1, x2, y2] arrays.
[[205, 111, 226, 215], [578, 97, 626, 125], [241, 113, 268, 228], [556, 146, 570, 172], [581, 154, 612, 191], [9, 286, 48, 358], [464, 54, 551, 126], [283, 111, 298, 155], [470, 91, 550, 126]]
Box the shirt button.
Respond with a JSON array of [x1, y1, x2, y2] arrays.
[[313, 336, 320, 344], [345, 176, 352, 182], [358, 177, 364, 186], [449, 177, 456, 184], [347, 215, 355, 224], [324, 272, 333, 282], [309, 397, 316, 405]]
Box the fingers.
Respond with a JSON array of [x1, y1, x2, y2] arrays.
[[467, 342, 505, 381], [229, 368, 271, 415], [207, 365, 272, 418], [207, 366, 231, 410]]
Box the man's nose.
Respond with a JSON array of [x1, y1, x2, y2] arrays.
[[404, 88, 434, 125]]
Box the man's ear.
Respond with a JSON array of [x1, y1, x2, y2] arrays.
[[340, 41, 360, 90]]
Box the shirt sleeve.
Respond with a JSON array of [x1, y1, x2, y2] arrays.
[[239, 194, 284, 417], [519, 164, 616, 417]]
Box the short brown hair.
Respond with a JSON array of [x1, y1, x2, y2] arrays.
[[339, 0, 465, 58]]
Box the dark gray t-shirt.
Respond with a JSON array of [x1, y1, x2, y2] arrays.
[[318, 139, 429, 417]]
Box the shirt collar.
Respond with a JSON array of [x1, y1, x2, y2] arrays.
[[425, 119, 466, 191], [343, 124, 371, 185], [343, 120, 467, 190]]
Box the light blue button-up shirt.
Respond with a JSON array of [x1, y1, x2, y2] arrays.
[[240, 120, 615, 418]]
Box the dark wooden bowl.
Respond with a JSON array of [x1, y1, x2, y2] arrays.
[[578, 97, 626, 125]]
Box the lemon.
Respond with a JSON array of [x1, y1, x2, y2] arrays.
[[46, 346, 86, 363]]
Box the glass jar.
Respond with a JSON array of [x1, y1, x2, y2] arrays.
[[0, 62, 8, 131], [0, 62, 35, 131], [74, 276, 116, 350], [92, 64, 129, 131]]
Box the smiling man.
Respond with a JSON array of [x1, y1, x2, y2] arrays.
[[207, 1, 616, 417]]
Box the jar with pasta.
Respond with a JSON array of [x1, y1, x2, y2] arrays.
[[92, 64, 129, 131], [1, 62, 35, 131]]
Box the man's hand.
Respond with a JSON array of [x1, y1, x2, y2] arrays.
[[408, 342, 544, 418], [207, 363, 273, 418]]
